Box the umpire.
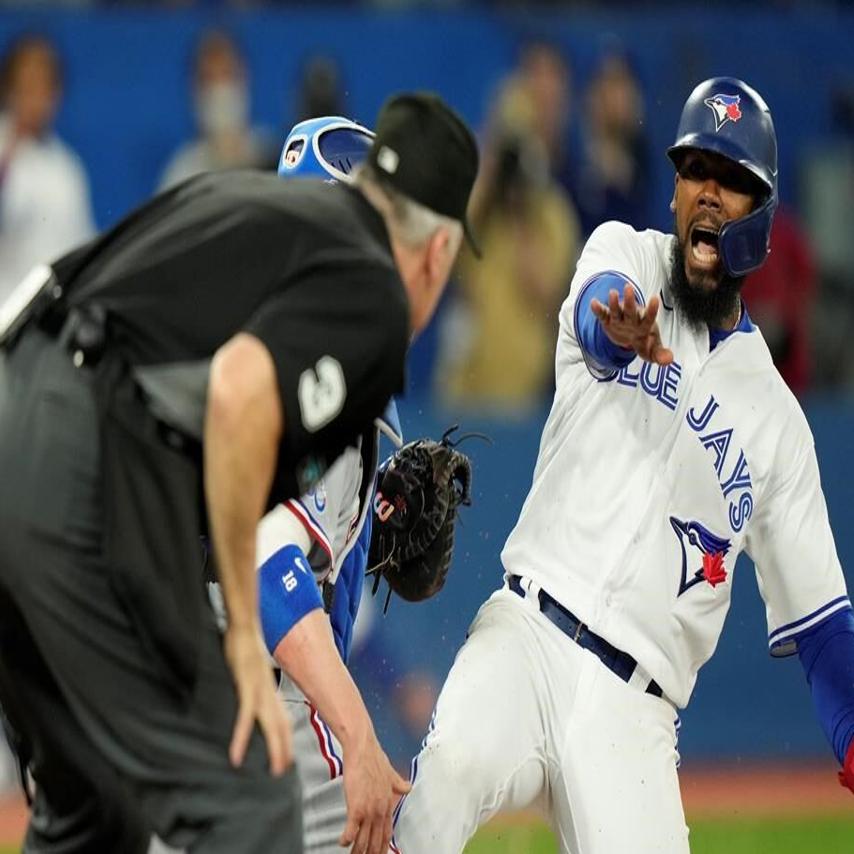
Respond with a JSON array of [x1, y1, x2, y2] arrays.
[[0, 91, 477, 853]]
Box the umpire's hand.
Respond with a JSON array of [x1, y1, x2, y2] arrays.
[[225, 624, 293, 775]]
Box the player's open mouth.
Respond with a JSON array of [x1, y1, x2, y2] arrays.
[[690, 225, 720, 269]]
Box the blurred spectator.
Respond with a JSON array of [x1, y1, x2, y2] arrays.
[[570, 49, 650, 236], [492, 40, 572, 180], [0, 34, 94, 304], [159, 29, 277, 190], [800, 84, 854, 388], [437, 131, 579, 414], [295, 55, 345, 122], [742, 207, 816, 396]]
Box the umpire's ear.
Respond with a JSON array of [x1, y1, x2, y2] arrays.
[[428, 223, 462, 288], [420, 224, 461, 327]]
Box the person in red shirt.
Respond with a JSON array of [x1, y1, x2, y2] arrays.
[[742, 206, 816, 396]]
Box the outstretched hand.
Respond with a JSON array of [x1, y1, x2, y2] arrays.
[[590, 283, 674, 367]]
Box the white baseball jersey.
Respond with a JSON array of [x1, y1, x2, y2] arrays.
[[501, 220, 849, 709], [258, 443, 365, 585]]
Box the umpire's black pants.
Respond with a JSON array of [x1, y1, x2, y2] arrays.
[[0, 328, 302, 853]]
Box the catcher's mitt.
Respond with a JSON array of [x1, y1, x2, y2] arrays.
[[368, 426, 475, 611]]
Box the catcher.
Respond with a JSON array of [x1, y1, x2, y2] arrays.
[[203, 117, 473, 854]]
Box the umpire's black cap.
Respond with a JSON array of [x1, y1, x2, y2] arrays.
[[368, 92, 481, 256]]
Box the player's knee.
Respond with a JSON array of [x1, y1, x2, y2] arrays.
[[416, 733, 498, 796]]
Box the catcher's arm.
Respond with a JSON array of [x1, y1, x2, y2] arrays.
[[368, 426, 475, 611], [273, 607, 410, 853], [255, 540, 409, 854]]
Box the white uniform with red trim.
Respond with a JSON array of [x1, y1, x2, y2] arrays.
[[391, 222, 849, 854], [261, 446, 363, 852], [199, 412, 401, 854], [267, 409, 402, 854]]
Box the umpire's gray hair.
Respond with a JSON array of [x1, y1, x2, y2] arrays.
[[353, 164, 463, 252]]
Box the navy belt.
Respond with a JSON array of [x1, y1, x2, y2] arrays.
[[508, 575, 663, 698]]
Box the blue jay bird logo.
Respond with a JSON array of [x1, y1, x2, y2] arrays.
[[703, 94, 743, 131], [670, 517, 732, 596]]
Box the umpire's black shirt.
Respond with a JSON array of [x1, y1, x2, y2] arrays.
[[52, 170, 409, 500]]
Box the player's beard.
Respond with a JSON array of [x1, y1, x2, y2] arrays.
[[669, 237, 744, 332]]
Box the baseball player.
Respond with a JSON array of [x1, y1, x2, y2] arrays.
[[392, 77, 854, 853], [242, 117, 407, 854], [205, 116, 471, 854]]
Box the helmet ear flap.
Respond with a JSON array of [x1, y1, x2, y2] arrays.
[[718, 192, 777, 278]]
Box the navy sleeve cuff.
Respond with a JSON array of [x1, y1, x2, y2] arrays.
[[573, 271, 643, 376], [798, 607, 854, 765]]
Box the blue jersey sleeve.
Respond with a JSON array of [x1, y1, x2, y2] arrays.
[[573, 271, 642, 375], [329, 510, 372, 662], [798, 607, 854, 765]]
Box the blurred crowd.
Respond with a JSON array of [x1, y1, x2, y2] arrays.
[[434, 39, 840, 411], [0, 24, 851, 411]]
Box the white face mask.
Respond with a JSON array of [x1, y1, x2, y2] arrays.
[[195, 80, 248, 136]]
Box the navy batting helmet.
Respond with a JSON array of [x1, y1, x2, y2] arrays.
[[667, 77, 777, 277], [279, 116, 374, 183]]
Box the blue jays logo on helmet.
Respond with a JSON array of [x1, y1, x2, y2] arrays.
[[279, 116, 375, 184], [703, 93, 743, 132], [670, 516, 732, 597]]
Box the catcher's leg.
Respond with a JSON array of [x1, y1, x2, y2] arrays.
[[391, 590, 555, 854], [279, 680, 349, 854]]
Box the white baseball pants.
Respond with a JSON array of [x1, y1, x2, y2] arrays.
[[392, 587, 689, 854]]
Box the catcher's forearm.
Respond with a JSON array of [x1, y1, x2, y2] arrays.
[[205, 334, 283, 631], [274, 609, 374, 749]]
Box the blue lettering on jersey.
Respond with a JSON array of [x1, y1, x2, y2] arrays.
[[611, 360, 682, 411], [687, 393, 753, 533], [687, 396, 719, 431], [699, 428, 732, 477]]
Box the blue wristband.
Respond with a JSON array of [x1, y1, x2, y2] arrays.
[[258, 544, 323, 654], [573, 271, 643, 374]]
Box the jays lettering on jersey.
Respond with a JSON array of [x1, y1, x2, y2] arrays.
[[501, 221, 849, 709]]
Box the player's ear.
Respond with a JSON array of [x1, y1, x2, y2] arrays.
[[670, 175, 678, 213]]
